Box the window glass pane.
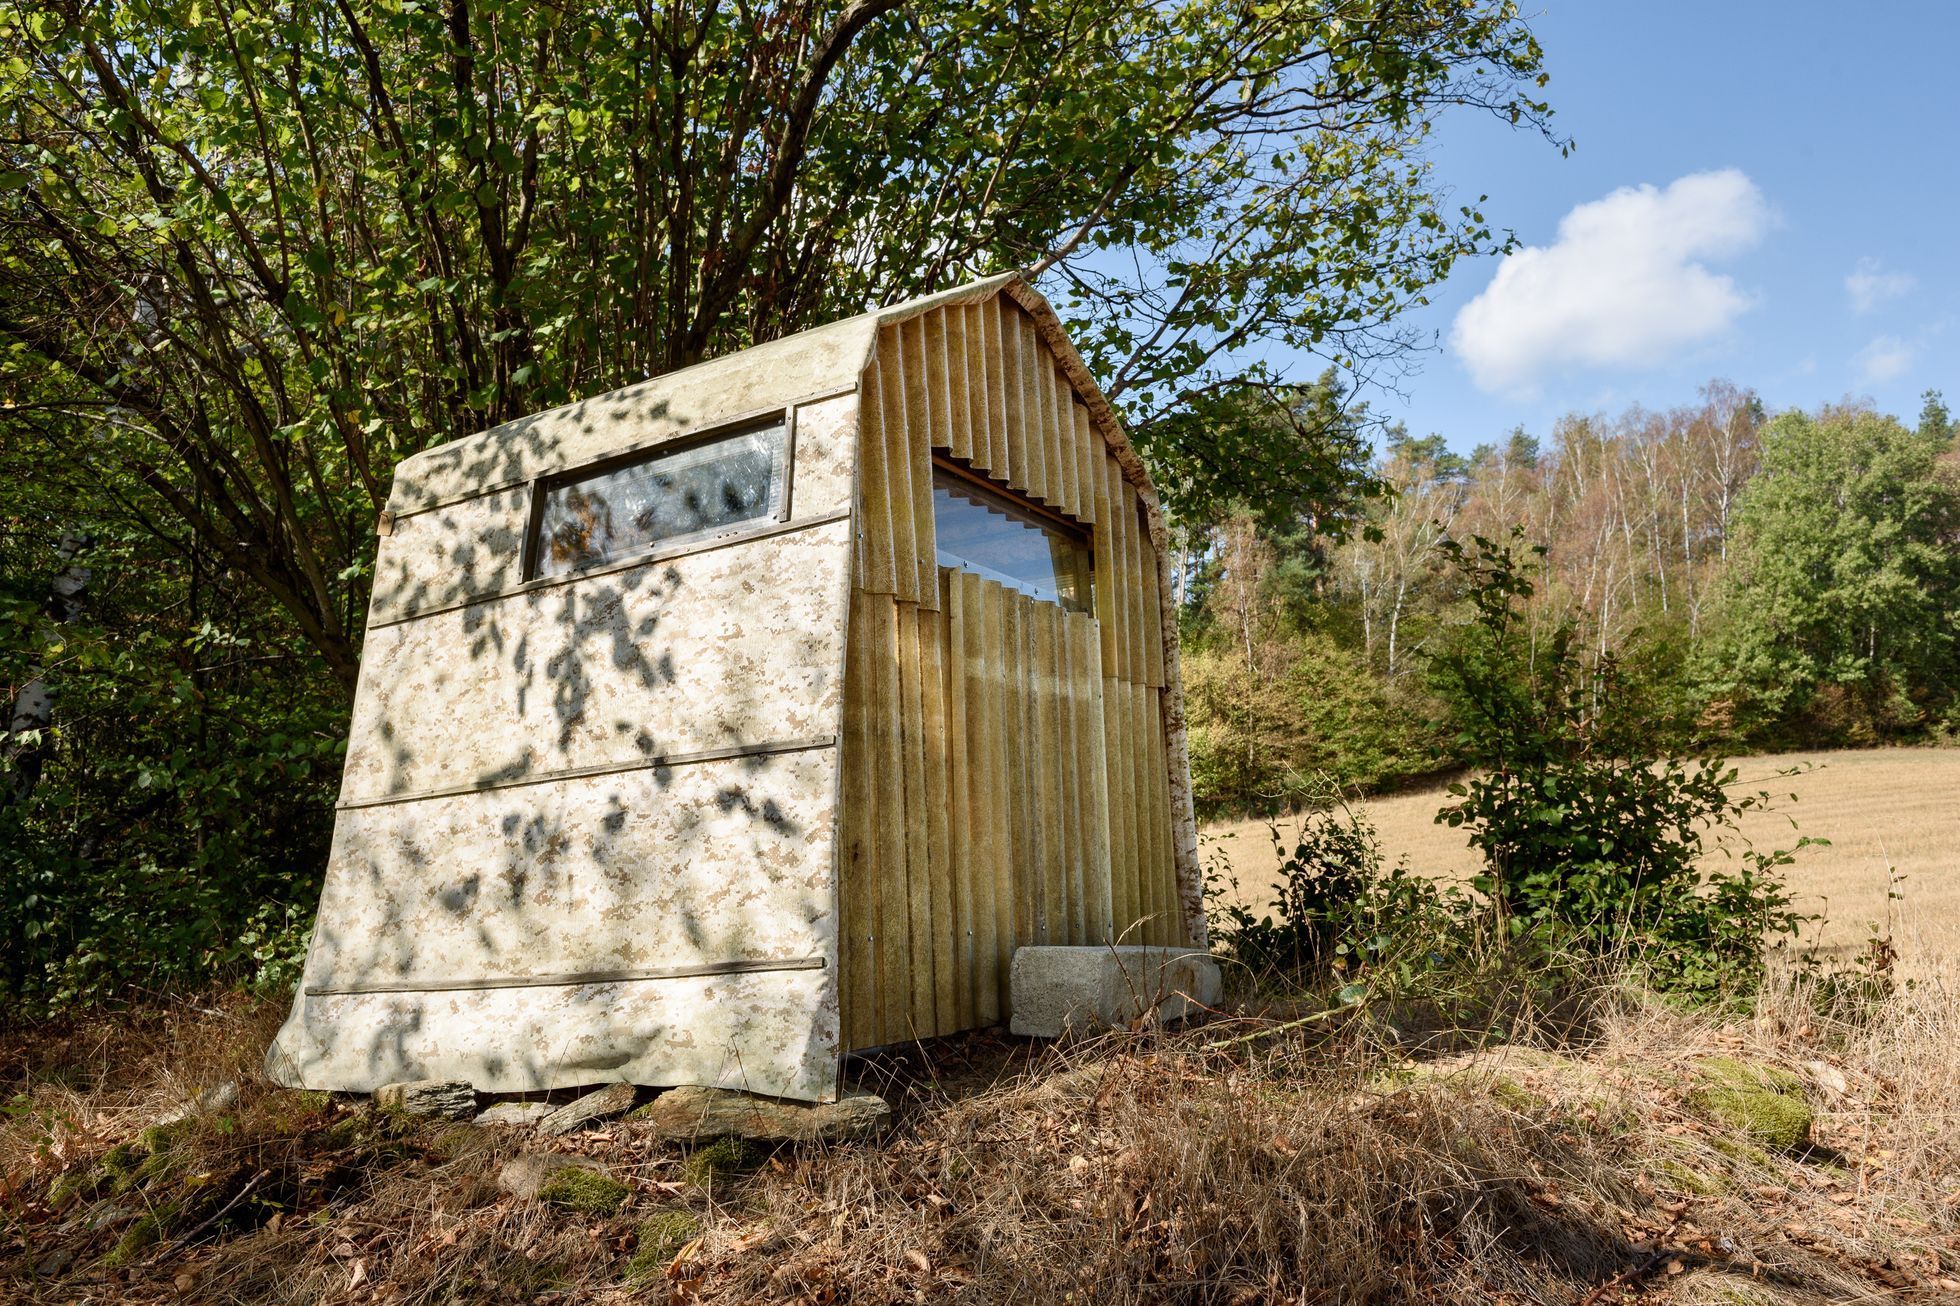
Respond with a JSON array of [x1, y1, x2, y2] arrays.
[[534, 425, 785, 578], [933, 469, 1092, 613]]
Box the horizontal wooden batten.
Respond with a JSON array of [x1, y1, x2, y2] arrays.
[[305, 955, 826, 998]]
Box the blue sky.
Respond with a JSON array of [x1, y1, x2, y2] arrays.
[[1366, 0, 1959, 451]]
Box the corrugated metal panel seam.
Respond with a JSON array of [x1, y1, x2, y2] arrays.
[[335, 734, 838, 811], [304, 956, 826, 998]]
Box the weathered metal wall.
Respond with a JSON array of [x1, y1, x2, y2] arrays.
[[268, 388, 863, 1101], [839, 295, 1190, 1050]]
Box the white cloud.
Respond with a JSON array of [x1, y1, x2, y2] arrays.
[[1855, 334, 1916, 383], [1451, 169, 1770, 393], [1844, 257, 1915, 314]]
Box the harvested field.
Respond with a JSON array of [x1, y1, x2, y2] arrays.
[[1204, 747, 1960, 966]]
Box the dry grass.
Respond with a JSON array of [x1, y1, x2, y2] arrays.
[[1205, 746, 1960, 967], [5, 968, 1959, 1304]]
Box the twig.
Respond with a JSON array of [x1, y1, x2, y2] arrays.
[[1578, 1249, 1676, 1305], [1204, 1002, 1355, 1051], [145, 1167, 271, 1263]]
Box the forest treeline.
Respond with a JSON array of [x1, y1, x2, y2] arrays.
[[1180, 380, 1960, 814]]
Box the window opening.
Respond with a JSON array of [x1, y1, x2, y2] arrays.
[[931, 462, 1093, 613], [529, 422, 788, 579]]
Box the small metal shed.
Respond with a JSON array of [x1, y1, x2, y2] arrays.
[[266, 273, 1204, 1103]]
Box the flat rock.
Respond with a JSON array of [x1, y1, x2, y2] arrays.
[[374, 1079, 476, 1119], [1803, 1059, 1849, 1098], [1009, 945, 1222, 1038], [632, 1085, 890, 1142], [497, 1153, 595, 1200], [154, 1080, 241, 1128], [474, 1101, 557, 1128], [536, 1081, 638, 1137]]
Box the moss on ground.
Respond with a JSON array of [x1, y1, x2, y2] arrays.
[[102, 1203, 180, 1267], [1657, 1157, 1724, 1197], [681, 1137, 763, 1188], [1706, 1133, 1777, 1172], [537, 1166, 630, 1216], [1688, 1057, 1813, 1153], [47, 1169, 96, 1211], [321, 1107, 417, 1164], [1486, 1075, 1547, 1112], [265, 1088, 334, 1133], [624, 1209, 701, 1282]]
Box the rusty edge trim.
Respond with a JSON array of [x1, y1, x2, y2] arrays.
[[303, 955, 826, 998], [335, 734, 838, 812], [368, 505, 852, 631]]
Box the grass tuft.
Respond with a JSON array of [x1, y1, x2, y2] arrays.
[[537, 1165, 630, 1217], [625, 1209, 702, 1282]]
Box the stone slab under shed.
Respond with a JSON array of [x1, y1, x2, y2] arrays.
[[631, 1085, 889, 1142], [1009, 945, 1221, 1037]]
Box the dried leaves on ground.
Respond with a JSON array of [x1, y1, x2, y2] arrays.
[[3, 972, 1957, 1304]]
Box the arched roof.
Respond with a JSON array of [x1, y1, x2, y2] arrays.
[[388, 273, 1162, 539]]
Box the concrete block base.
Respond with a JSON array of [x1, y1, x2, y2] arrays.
[[1009, 945, 1222, 1038]]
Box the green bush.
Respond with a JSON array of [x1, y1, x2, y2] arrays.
[[0, 519, 341, 1018], [1428, 531, 1813, 999], [1184, 631, 1440, 815], [1211, 800, 1486, 1005]]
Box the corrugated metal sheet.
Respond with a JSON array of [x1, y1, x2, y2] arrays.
[[837, 293, 1198, 1052]]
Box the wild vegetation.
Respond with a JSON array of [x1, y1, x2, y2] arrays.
[[5, 904, 1956, 1301], [1180, 384, 1960, 814]]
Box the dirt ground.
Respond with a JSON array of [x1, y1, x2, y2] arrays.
[[1204, 747, 1960, 966], [8, 972, 1960, 1304]]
